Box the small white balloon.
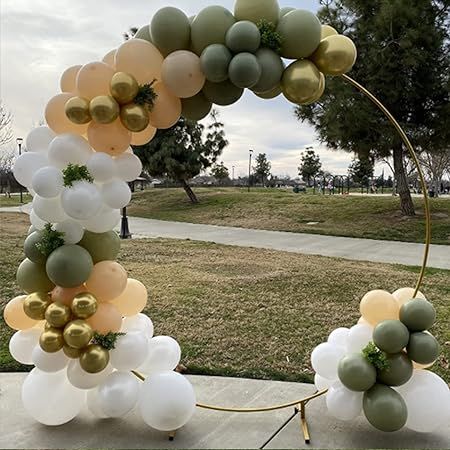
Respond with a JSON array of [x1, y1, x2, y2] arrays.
[[87, 153, 116, 183], [87, 388, 110, 419], [33, 195, 68, 223], [110, 332, 149, 371], [326, 382, 363, 421], [61, 181, 102, 220], [67, 360, 113, 390], [327, 327, 350, 349], [9, 329, 41, 365], [115, 153, 143, 182], [30, 209, 46, 230], [48, 134, 94, 169], [102, 180, 132, 209], [121, 314, 154, 339], [32, 347, 69, 373], [138, 336, 181, 375], [26, 126, 56, 153], [31, 166, 64, 198], [314, 373, 335, 391], [13, 153, 48, 187], [54, 220, 84, 244], [346, 324, 374, 354], [82, 205, 121, 233], [311, 342, 346, 380]]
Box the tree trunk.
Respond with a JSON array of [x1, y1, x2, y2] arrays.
[[393, 139, 415, 216], [182, 180, 199, 204]]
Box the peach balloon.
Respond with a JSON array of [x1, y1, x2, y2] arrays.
[[131, 123, 157, 146], [110, 279, 148, 317], [86, 302, 122, 334], [86, 261, 128, 302], [4, 295, 38, 330], [60, 65, 82, 93], [52, 285, 87, 307], [76, 62, 115, 100], [102, 49, 117, 68], [392, 287, 426, 308], [115, 39, 164, 85], [357, 316, 370, 326], [88, 119, 131, 156], [360, 290, 399, 326], [45, 93, 89, 135], [149, 83, 182, 129]]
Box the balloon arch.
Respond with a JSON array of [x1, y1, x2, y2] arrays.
[[5, 0, 449, 441]]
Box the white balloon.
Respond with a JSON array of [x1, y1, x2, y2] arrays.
[[327, 327, 350, 349], [54, 220, 84, 244], [61, 181, 102, 220], [33, 195, 68, 223], [32, 347, 69, 373], [139, 371, 196, 431], [87, 388, 110, 419], [102, 180, 132, 209], [82, 205, 121, 233], [48, 134, 93, 169], [26, 126, 56, 153], [346, 324, 374, 354], [121, 314, 154, 339], [110, 332, 149, 371], [30, 209, 46, 230], [311, 342, 346, 380], [138, 336, 181, 375], [67, 360, 113, 390], [13, 153, 48, 187], [98, 372, 140, 418], [115, 153, 143, 182], [9, 329, 41, 365], [326, 382, 363, 421], [87, 153, 116, 183], [31, 166, 64, 198], [314, 374, 335, 392], [22, 368, 86, 426]]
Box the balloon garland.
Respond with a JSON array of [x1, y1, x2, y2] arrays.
[[4, 0, 449, 437]]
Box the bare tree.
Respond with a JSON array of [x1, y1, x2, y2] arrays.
[[0, 146, 16, 196], [0, 101, 13, 147], [419, 149, 450, 196]]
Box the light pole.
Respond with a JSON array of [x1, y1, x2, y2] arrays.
[[232, 166, 235, 181], [120, 182, 132, 240], [248, 149, 253, 192], [16, 138, 24, 203]]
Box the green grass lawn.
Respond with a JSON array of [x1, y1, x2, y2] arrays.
[[128, 188, 450, 245], [1, 213, 449, 383], [0, 194, 32, 208]]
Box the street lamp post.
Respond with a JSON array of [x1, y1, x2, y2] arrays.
[[16, 138, 24, 203], [248, 149, 253, 192], [232, 166, 235, 181], [120, 182, 132, 239]]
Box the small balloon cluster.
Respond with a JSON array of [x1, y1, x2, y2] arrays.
[[311, 288, 450, 434]]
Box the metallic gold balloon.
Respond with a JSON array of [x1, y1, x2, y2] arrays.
[[63, 344, 82, 359], [45, 302, 71, 328], [39, 328, 64, 353], [65, 97, 92, 124], [321, 25, 338, 40], [110, 72, 139, 105], [79, 344, 110, 374], [120, 104, 150, 132], [304, 72, 326, 105], [63, 320, 94, 349], [281, 60, 323, 105], [311, 34, 357, 76], [71, 293, 98, 319], [23, 293, 52, 320], [89, 95, 120, 124]]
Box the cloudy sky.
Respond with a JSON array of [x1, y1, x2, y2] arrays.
[[1, 0, 370, 178]]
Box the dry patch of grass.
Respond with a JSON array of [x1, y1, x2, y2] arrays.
[[0, 194, 32, 208]]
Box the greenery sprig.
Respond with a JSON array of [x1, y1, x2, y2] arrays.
[[135, 80, 158, 112], [62, 164, 93, 187], [92, 332, 126, 350], [257, 20, 283, 54], [36, 223, 65, 257], [362, 342, 390, 371]]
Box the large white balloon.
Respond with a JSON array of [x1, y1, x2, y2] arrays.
[[311, 342, 346, 380], [54, 220, 84, 244], [139, 371, 196, 431], [115, 153, 143, 182], [87, 153, 116, 183], [314, 374, 335, 392], [327, 327, 349, 349], [67, 360, 113, 390], [87, 388, 110, 419], [346, 324, 373, 354], [61, 181, 102, 220], [26, 126, 56, 153], [13, 153, 48, 187], [82, 205, 121, 234], [138, 336, 181, 375], [33, 195, 68, 223], [101, 180, 132, 209], [98, 372, 140, 418], [121, 314, 154, 339], [22, 368, 86, 426], [9, 329, 41, 365], [48, 134, 94, 169], [32, 347, 69, 373], [30, 209, 47, 230], [110, 332, 149, 371], [31, 166, 64, 198], [326, 382, 363, 421]]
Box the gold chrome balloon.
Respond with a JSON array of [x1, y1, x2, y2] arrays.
[[71, 293, 98, 319], [65, 96, 92, 124], [79, 344, 110, 374], [110, 72, 139, 105], [311, 35, 357, 76], [63, 344, 82, 359], [120, 103, 150, 132], [23, 293, 52, 320], [63, 319, 94, 349], [89, 95, 120, 124], [281, 60, 323, 105], [321, 25, 338, 40], [39, 328, 64, 353], [45, 302, 71, 328], [304, 73, 326, 105]]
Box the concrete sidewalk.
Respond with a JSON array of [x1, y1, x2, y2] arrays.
[[0, 373, 448, 449]]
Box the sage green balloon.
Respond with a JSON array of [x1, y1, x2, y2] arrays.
[[150, 7, 191, 57], [255, 84, 282, 99], [234, 0, 280, 27], [191, 6, 236, 56], [182, 92, 212, 121], [46, 245, 93, 288], [277, 10, 322, 59], [189, 15, 195, 24], [225, 21, 261, 53], [377, 353, 413, 387], [363, 384, 407, 432], [407, 332, 440, 364], [203, 80, 244, 106], [78, 230, 121, 264], [228, 52, 262, 88], [280, 6, 295, 18], [17, 259, 55, 294], [373, 320, 410, 354], [400, 299, 436, 332], [200, 44, 232, 83], [24, 231, 46, 265], [134, 25, 152, 43], [338, 353, 377, 392], [251, 48, 284, 93]]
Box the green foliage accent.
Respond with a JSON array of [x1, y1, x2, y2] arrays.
[[63, 164, 93, 187], [362, 342, 390, 371], [135, 81, 158, 111], [35, 223, 65, 257], [257, 20, 283, 53], [92, 332, 126, 350]]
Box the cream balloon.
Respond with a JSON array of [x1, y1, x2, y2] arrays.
[[149, 83, 182, 129], [60, 65, 82, 93], [102, 49, 116, 68], [360, 290, 399, 326], [45, 93, 89, 135], [392, 287, 426, 308], [110, 279, 148, 317], [87, 119, 131, 156], [76, 62, 115, 100], [4, 295, 37, 330], [86, 261, 128, 302], [86, 302, 122, 334], [130, 123, 157, 146]]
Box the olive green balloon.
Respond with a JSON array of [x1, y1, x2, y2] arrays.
[[203, 80, 244, 106], [191, 6, 236, 56], [181, 92, 213, 121], [255, 84, 282, 99], [78, 230, 121, 264], [17, 259, 55, 294], [228, 52, 262, 88], [377, 353, 413, 387], [280, 6, 295, 18], [251, 48, 284, 93], [200, 44, 232, 83], [150, 7, 191, 57], [189, 15, 195, 24], [134, 25, 152, 43], [46, 245, 93, 288], [24, 231, 46, 265], [277, 9, 322, 59], [373, 320, 410, 354], [338, 353, 377, 392], [400, 299, 436, 332], [407, 332, 440, 364], [363, 384, 407, 432], [234, 0, 280, 27], [225, 21, 261, 53]]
